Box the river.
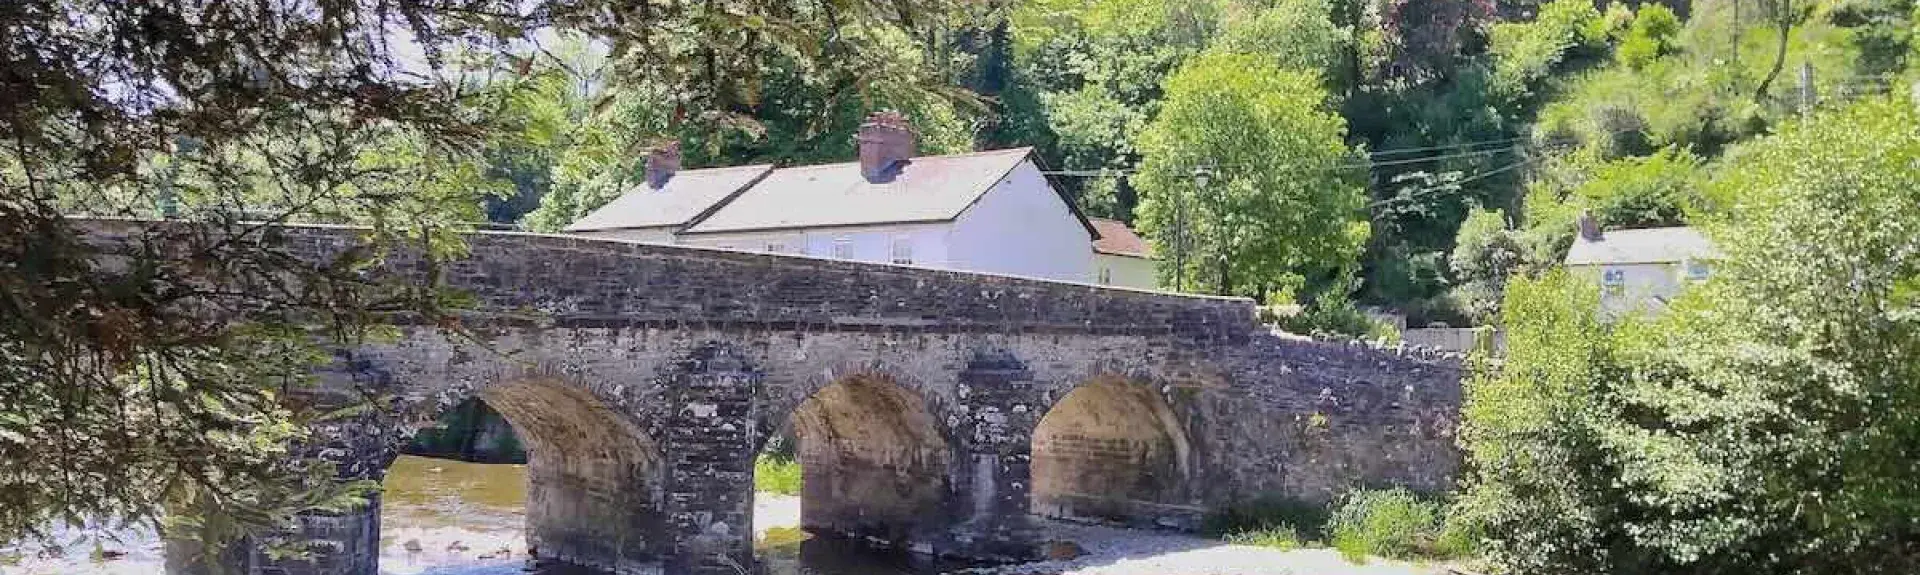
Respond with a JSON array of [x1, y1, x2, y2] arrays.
[[381, 455, 974, 575], [2, 455, 966, 575]]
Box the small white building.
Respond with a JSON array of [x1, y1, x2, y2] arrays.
[[1564, 216, 1717, 316], [1088, 218, 1157, 289], [566, 111, 1101, 283]]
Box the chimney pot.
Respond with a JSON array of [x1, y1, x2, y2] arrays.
[[855, 110, 916, 182], [645, 141, 681, 189], [1577, 209, 1604, 241]]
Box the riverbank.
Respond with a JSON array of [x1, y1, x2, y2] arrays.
[[969, 521, 1449, 575], [4, 455, 1447, 575]]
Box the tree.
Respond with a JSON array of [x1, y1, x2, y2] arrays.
[[1457, 96, 1920, 574], [0, 0, 961, 557], [1212, 0, 1355, 95], [1448, 208, 1523, 323], [1378, 0, 1497, 85], [1005, 0, 1226, 220], [1131, 52, 1369, 298]]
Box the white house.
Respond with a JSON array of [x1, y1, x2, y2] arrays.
[[567, 111, 1100, 283], [1088, 218, 1157, 289], [1564, 214, 1718, 316]]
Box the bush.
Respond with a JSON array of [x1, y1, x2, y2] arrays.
[[1269, 290, 1402, 342], [1223, 525, 1304, 550], [1616, 3, 1681, 70], [1204, 494, 1329, 538], [753, 454, 802, 496], [1324, 488, 1448, 562]]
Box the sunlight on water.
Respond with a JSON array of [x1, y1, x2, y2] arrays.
[[377, 455, 957, 575], [2, 456, 960, 574]]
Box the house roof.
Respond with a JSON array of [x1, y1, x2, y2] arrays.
[[563, 164, 774, 232], [1565, 226, 1718, 265], [1089, 218, 1154, 259], [680, 147, 1092, 236]]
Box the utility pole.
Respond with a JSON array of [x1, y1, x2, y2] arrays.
[[1181, 163, 1214, 294], [1798, 61, 1816, 119], [1731, 0, 1741, 68], [1172, 193, 1186, 292]]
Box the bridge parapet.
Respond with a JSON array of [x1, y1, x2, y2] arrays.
[[74, 220, 1463, 575]]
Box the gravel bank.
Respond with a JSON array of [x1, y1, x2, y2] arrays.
[[963, 521, 1450, 575]]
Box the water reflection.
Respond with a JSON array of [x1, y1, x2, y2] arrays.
[[379, 455, 961, 575]]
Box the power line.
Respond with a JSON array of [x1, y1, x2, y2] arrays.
[[1040, 144, 1522, 177], [1364, 135, 1529, 158], [1368, 156, 1539, 210]]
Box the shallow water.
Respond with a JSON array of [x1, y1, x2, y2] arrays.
[[3, 455, 957, 575], [379, 455, 960, 575]]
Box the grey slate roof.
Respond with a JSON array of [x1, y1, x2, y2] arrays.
[[680, 148, 1043, 234], [1565, 226, 1719, 265], [563, 164, 773, 232]]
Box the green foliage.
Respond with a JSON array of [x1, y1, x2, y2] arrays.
[[1571, 147, 1703, 228], [1008, 0, 1228, 219], [1133, 52, 1369, 297], [753, 454, 804, 496], [1204, 494, 1330, 538], [1325, 488, 1450, 562], [1458, 97, 1920, 574], [1, 0, 968, 559], [1488, 0, 1609, 101], [1269, 288, 1403, 341], [1451, 271, 1622, 573], [1223, 526, 1305, 550], [1214, 0, 1356, 93], [1448, 208, 1523, 324], [1617, 3, 1683, 71]]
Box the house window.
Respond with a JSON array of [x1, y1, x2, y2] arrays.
[[1602, 267, 1627, 296], [1099, 267, 1113, 285], [764, 242, 785, 254], [832, 237, 854, 260], [1684, 260, 1711, 282], [890, 236, 913, 265]]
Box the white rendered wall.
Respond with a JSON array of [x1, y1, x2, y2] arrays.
[[571, 227, 678, 244], [947, 160, 1094, 282], [1570, 261, 1692, 318], [676, 222, 952, 267], [1095, 253, 1158, 290]]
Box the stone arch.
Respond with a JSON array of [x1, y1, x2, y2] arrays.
[[409, 378, 667, 572], [1029, 374, 1195, 526], [779, 371, 957, 548]]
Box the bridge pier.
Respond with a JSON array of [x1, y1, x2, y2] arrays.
[[163, 496, 382, 575], [949, 350, 1045, 560], [663, 344, 760, 575]]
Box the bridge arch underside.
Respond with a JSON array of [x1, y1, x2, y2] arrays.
[[1030, 376, 1193, 527], [464, 380, 665, 572], [785, 374, 954, 551]]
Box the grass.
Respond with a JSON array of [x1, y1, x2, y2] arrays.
[[1325, 488, 1447, 563], [1222, 525, 1304, 550], [1208, 489, 1474, 563], [754, 454, 802, 496]]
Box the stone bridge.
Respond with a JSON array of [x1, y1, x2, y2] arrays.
[[111, 223, 1463, 575]]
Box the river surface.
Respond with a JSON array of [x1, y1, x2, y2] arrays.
[[380, 455, 974, 575], [2, 455, 965, 574]]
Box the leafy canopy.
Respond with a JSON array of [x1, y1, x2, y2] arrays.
[[1458, 95, 1920, 574], [1131, 52, 1368, 297]]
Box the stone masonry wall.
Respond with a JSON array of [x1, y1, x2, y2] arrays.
[[82, 222, 1465, 575]]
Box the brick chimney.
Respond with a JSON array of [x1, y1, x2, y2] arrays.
[[644, 141, 681, 189], [855, 110, 916, 182], [1577, 209, 1603, 241]]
